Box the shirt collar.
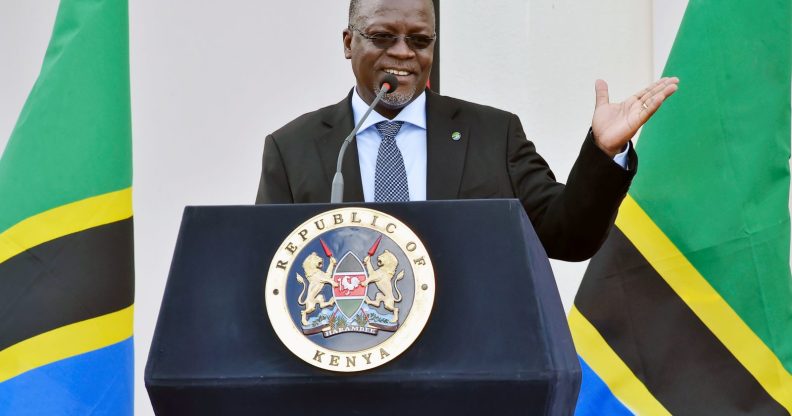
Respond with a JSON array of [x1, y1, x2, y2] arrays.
[[351, 88, 427, 133]]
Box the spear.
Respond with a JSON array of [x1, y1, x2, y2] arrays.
[[367, 235, 382, 257], [319, 239, 333, 258]]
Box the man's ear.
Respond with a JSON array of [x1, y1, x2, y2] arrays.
[[342, 29, 352, 59]]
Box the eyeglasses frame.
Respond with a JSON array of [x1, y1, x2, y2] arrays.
[[348, 25, 437, 51]]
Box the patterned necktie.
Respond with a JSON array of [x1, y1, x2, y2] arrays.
[[374, 121, 409, 202]]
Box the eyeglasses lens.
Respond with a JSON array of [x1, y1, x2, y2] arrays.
[[367, 33, 435, 50]]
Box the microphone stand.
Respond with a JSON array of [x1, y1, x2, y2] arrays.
[[330, 83, 394, 203]]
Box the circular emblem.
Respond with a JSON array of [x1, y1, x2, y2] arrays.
[[265, 207, 435, 372]]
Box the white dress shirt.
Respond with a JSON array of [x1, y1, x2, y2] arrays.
[[353, 89, 428, 202], [351, 88, 629, 203]]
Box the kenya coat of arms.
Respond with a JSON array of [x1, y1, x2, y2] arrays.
[[265, 208, 435, 372]]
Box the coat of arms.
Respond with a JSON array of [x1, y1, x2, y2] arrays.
[[297, 236, 404, 337], [265, 207, 435, 372]]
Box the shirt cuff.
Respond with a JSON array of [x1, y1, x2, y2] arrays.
[[612, 141, 631, 170]]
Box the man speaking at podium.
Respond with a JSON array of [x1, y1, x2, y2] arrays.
[[256, 0, 678, 261]]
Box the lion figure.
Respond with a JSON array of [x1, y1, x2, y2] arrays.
[[296, 252, 337, 325], [363, 250, 404, 322]]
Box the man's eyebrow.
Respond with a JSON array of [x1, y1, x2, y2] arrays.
[[365, 20, 435, 31]]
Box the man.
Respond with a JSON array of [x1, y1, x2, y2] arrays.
[[256, 0, 679, 261]]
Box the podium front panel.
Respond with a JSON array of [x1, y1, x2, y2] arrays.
[[145, 200, 580, 415]]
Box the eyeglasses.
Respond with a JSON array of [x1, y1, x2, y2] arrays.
[[349, 25, 436, 50]]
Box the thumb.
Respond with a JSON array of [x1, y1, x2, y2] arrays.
[[594, 79, 609, 108]]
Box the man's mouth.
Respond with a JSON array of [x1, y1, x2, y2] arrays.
[[384, 68, 412, 76]]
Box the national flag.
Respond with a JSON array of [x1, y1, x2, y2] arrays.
[[571, 0, 792, 414], [0, 0, 134, 414]]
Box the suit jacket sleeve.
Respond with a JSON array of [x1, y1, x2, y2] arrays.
[[256, 134, 294, 204], [507, 114, 637, 261]]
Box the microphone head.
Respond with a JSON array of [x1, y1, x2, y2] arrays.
[[380, 75, 399, 94]]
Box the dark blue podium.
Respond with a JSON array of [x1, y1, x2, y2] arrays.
[[145, 200, 580, 415]]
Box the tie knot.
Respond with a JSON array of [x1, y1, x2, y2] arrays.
[[375, 121, 404, 141]]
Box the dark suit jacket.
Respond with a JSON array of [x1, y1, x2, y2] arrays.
[[256, 90, 636, 261]]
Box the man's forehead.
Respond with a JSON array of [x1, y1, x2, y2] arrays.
[[353, 0, 435, 28]]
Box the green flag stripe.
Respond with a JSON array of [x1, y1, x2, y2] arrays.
[[617, 194, 792, 410], [575, 227, 788, 415], [0, 218, 134, 352], [630, 0, 792, 372], [0, 0, 132, 235]]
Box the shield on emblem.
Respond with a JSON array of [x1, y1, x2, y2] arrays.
[[332, 252, 367, 319]]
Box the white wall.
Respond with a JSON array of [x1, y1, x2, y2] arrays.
[[0, 2, 686, 414], [653, 0, 689, 78], [441, 0, 654, 315], [0, 1, 60, 149]]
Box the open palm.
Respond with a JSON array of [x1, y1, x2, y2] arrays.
[[592, 77, 679, 157]]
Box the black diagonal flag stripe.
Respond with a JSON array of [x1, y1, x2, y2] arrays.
[[0, 218, 134, 351], [574, 227, 786, 416]]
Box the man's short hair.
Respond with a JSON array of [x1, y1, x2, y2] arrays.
[[348, 0, 436, 28], [349, 0, 364, 27]]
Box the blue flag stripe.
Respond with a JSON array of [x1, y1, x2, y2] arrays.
[[575, 356, 634, 416], [0, 337, 133, 416]]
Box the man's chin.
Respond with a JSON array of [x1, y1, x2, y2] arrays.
[[379, 88, 419, 109]]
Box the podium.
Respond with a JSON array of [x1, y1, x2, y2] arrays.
[[145, 200, 581, 415]]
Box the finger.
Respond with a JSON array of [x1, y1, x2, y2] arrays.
[[637, 84, 678, 122], [633, 86, 650, 100], [646, 79, 671, 100], [632, 78, 663, 101], [642, 77, 680, 101], [665, 82, 679, 98], [636, 77, 670, 103], [637, 77, 681, 114], [594, 79, 609, 107], [635, 81, 670, 112], [637, 96, 662, 124], [640, 82, 679, 112]]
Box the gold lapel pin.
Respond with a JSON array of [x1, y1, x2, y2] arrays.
[[451, 131, 461, 141]]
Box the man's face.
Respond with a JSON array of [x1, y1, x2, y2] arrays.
[[343, 0, 435, 119]]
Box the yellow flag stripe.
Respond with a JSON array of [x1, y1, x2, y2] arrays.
[[569, 306, 671, 415], [0, 305, 133, 383], [617, 195, 792, 413], [0, 188, 133, 264]]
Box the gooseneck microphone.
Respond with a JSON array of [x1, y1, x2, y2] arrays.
[[330, 75, 399, 203]]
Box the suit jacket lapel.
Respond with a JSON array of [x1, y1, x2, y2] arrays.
[[315, 91, 365, 202], [426, 91, 469, 200]]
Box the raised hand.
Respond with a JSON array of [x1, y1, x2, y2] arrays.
[[591, 77, 679, 157]]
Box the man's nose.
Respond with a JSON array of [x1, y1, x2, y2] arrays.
[[386, 37, 416, 58]]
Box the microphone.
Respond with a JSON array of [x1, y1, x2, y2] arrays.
[[381, 75, 398, 93], [330, 75, 399, 203]]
